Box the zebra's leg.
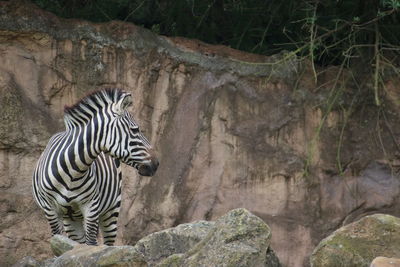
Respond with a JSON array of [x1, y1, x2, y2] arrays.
[[84, 218, 99, 245], [83, 203, 100, 245], [99, 204, 120, 246], [63, 216, 85, 243], [45, 210, 63, 235]]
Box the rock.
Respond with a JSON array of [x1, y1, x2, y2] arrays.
[[370, 257, 400, 267], [156, 250, 284, 267], [133, 220, 214, 265], [50, 234, 79, 256], [11, 256, 39, 267], [38, 258, 57, 267], [132, 211, 280, 267], [310, 214, 400, 267], [177, 208, 279, 267], [16, 209, 280, 267], [51, 244, 146, 267], [156, 254, 184, 267], [45, 221, 214, 266]]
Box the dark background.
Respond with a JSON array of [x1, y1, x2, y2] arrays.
[[30, 0, 400, 67]]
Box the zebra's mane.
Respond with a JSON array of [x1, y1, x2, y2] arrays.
[[64, 88, 124, 128]]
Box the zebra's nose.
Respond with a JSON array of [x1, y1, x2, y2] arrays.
[[138, 157, 159, 176]]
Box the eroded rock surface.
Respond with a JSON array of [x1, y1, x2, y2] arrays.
[[310, 214, 400, 267], [1, 1, 400, 267]]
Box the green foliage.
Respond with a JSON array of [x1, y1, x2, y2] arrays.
[[382, 0, 400, 9]]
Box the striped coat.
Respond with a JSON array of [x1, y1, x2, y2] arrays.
[[32, 89, 158, 245]]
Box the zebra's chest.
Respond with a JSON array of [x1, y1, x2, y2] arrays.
[[52, 174, 98, 197], [53, 186, 98, 215], [50, 171, 99, 206], [56, 201, 83, 218], [42, 153, 121, 217]]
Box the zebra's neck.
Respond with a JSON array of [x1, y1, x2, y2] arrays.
[[60, 120, 103, 178]]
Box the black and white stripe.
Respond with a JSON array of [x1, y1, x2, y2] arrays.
[[32, 88, 158, 245]]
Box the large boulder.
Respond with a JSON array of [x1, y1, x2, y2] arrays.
[[310, 214, 400, 267], [162, 208, 280, 267], [133, 220, 214, 265]]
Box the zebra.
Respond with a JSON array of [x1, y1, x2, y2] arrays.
[[32, 88, 159, 246]]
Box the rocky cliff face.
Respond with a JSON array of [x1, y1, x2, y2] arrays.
[[1, 1, 400, 266]]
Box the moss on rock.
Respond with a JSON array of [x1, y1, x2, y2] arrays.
[[156, 254, 184, 267], [310, 214, 400, 267]]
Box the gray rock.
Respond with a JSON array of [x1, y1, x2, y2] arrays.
[[51, 244, 146, 267], [37, 258, 57, 267], [156, 254, 184, 267], [133, 220, 214, 266], [178, 208, 277, 267], [50, 235, 79, 256], [310, 214, 400, 267], [11, 256, 39, 267]]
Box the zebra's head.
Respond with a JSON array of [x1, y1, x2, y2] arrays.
[[103, 91, 159, 176]]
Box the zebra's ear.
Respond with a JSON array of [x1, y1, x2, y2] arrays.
[[116, 93, 132, 115]]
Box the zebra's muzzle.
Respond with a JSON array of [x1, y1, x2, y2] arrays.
[[138, 158, 159, 176]]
